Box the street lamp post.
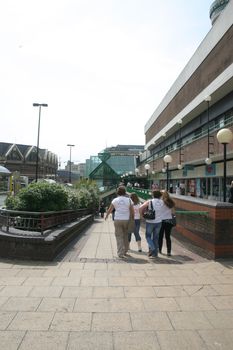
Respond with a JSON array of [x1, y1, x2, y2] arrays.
[[177, 119, 184, 169], [163, 154, 172, 191], [33, 103, 48, 182], [217, 128, 233, 202], [205, 96, 212, 165], [144, 163, 150, 177], [67, 144, 75, 183], [144, 163, 150, 189]]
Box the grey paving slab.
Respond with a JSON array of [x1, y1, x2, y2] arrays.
[[183, 285, 219, 296], [143, 297, 180, 311], [0, 311, 16, 330], [67, 331, 113, 350], [167, 311, 213, 330], [19, 331, 69, 350], [0, 268, 21, 277], [17, 269, 47, 277], [50, 312, 92, 331], [92, 312, 132, 332], [211, 284, 233, 295], [23, 277, 54, 286], [0, 277, 26, 285], [157, 330, 207, 350], [203, 310, 233, 329], [198, 329, 233, 350], [124, 286, 156, 298], [93, 286, 124, 298], [113, 331, 160, 350], [29, 286, 63, 298], [0, 330, 25, 350], [0, 297, 42, 312], [154, 286, 188, 297], [8, 312, 54, 331], [207, 296, 233, 310], [52, 277, 81, 286], [175, 296, 216, 311], [61, 286, 93, 298], [0, 286, 32, 297], [37, 297, 75, 312], [80, 276, 108, 286], [130, 311, 172, 331]]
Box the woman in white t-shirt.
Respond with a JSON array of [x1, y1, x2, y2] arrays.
[[140, 190, 164, 258], [105, 186, 134, 259]]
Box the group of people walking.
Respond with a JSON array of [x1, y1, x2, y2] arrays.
[[105, 185, 175, 259]]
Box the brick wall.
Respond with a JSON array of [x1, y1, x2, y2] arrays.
[[174, 195, 233, 258]]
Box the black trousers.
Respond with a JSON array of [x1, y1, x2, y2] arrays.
[[158, 221, 173, 253]]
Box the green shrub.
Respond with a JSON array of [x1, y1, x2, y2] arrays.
[[5, 182, 68, 211], [4, 180, 100, 212]]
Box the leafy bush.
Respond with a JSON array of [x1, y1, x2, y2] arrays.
[[5, 182, 68, 211], [5, 180, 100, 212]]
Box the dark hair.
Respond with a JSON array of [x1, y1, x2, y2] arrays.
[[152, 190, 162, 199], [130, 192, 139, 204], [117, 186, 126, 196]]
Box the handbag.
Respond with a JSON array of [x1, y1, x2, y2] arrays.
[[143, 200, 155, 220], [163, 214, 176, 227]]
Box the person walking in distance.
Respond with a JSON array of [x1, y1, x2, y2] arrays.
[[128, 192, 142, 252], [140, 190, 164, 258], [105, 186, 134, 259], [159, 191, 176, 256], [229, 181, 233, 203]]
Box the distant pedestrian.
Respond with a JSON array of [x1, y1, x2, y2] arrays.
[[99, 202, 106, 218], [229, 181, 233, 203], [128, 192, 142, 252], [105, 186, 134, 259], [159, 191, 176, 256]]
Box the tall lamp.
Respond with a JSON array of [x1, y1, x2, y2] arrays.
[[217, 128, 233, 202], [33, 103, 48, 182], [177, 119, 183, 169], [163, 155, 172, 191], [205, 95, 212, 165], [67, 144, 75, 183], [145, 163, 150, 177]]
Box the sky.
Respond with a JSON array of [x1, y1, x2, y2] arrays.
[[0, 0, 213, 167]]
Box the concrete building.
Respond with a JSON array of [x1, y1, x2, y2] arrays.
[[140, 0, 233, 201], [88, 145, 144, 188]]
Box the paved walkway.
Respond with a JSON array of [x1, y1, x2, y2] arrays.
[[0, 218, 233, 349]]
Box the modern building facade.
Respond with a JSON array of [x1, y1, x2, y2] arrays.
[[139, 0, 233, 201], [0, 142, 58, 182], [88, 145, 144, 188]]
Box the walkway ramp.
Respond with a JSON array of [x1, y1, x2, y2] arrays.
[[0, 218, 232, 349]]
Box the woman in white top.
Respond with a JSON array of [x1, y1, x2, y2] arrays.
[[105, 186, 134, 258], [128, 192, 142, 252], [159, 191, 175, 256], [140, 190, 164, 258]]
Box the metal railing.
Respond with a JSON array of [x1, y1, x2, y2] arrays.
[[0, 208, 92, 235]]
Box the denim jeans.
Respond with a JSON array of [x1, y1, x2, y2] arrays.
[[145, 222, 162, 256], [128, 219, 141, 242]]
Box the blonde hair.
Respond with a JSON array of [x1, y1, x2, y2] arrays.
[[130, 192, 139, 205], [162, 191, 175, 208]]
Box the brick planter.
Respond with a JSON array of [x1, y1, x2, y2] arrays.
[[0, 214, 94, 261], [173, 195, 233, 259]]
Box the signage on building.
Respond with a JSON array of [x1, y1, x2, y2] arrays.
[[205, 163, 216, 176]]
